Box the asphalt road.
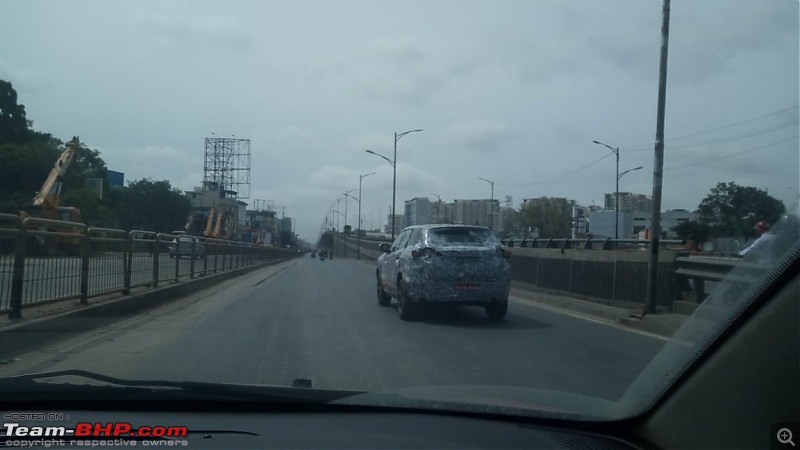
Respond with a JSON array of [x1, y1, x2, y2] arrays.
[[0, 257, 666, 401]]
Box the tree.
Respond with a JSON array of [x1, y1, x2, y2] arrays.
[[697, 182, 785, 238], [671, 220, 711, 243], [519, 197, 572, 238], [120, 179, 192, 232], [0, 80, 32, 144], [0, 141, 61, 213]]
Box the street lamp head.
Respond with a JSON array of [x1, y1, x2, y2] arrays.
[[395, 129, 424, 141], [365, 149, 395, 167]]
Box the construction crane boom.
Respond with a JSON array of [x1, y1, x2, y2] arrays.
[[33, 137, 80, 209]]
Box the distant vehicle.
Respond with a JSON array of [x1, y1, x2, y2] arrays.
[[376, 225, 512, 321], [310, 251, 316, 258], [169, 235, 205, 259]]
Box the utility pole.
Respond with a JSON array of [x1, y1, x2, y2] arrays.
[[478, 178, 495, 230], [643, 0, 671, 317]]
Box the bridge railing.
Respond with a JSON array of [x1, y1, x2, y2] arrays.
[[329, 231, 683, 311], [673, 255, 767, 304], [0, 218, 301, 319]]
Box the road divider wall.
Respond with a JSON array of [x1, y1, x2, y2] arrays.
[[328, 231, 680, 311]]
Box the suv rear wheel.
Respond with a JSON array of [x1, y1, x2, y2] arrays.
[[397, 279, 419, 321], [485, 300, 508, 321], [376, 273, 391, 307]]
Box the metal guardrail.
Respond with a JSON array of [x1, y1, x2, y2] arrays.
[[674, 256, 766, 303], [324, 231, 684, 250], [331, 232, 681, 310], [0, 218, 300, 319], [500, 238, 684, 250]]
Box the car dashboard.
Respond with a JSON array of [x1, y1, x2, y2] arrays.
[[0, 407, 646, 449]]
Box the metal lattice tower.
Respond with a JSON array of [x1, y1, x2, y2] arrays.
[[203, 137, 251, 199]]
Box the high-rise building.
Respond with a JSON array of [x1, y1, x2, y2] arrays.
[[404, 197, 431, 227], [385, 214, 404, 235], [278, 217, 293, 233], [604, 192, 652, 212], [452, 199, 499, 229]]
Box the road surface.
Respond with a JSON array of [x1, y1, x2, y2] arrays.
[[0, 257, 666, 401]]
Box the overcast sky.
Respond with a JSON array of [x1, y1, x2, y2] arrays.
[[2, 0, 798, 241]]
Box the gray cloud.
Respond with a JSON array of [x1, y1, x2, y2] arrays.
[[319, 38, 474, 106], [444, 119, 516, 153], [1, 0, 797, 240], [132, 12, 255, 51]]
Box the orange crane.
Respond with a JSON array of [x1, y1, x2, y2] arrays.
[[22, 137, 82, 223]]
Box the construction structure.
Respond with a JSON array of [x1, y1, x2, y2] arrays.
[[184, 137, 252, 240], [243, 199, 278, 246]]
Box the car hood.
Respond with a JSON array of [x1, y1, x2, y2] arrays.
[[336, 384, 622, 421]]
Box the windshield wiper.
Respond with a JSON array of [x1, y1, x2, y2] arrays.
[[0, 369, 361, 403]]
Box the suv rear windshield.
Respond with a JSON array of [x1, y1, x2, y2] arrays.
[[427, 228, 497, 246]]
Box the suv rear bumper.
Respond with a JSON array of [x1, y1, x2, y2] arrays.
[[404, 278, 510, 305]]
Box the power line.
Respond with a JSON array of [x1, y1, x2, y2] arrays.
[[496, 152, 613, 187], [627, 119, 798, 153], [626, 104, 799, 150], [665, 135, 799, 171]]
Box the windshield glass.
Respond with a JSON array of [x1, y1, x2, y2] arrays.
[[427, 227, 498, 246], [0, 0, 797, 424]]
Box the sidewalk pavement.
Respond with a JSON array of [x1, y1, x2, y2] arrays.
[[510, 287, 688, 338]]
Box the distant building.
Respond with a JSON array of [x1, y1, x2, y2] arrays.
[[571, 204, 589, 239], [453, 199, 499, 229], [244, 209, 276, 245], [604, 192, 652, 212], [588, 210, 634, 239], [632, 209, 697, 238], [404, 197, 432, 227], [107, 170, 124, 188], [385, 214, 404, 235], [440, 202, 456, 224], [499, 206, 514, 233], [589, 208, 697, 239], [278, 217, 293, 233], [184, 182, 241, 239]]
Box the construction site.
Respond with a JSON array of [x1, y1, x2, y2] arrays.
[[183, 137, 294, 247]]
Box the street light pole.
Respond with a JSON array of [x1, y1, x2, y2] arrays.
[[357, 172, 376, 259], [343, 189, 355, 232], [430, 193, 441, 223], [593, 140, 621, 239], [390, 129, 423, 241], [616, 149, 620, 239], [478, 178, 495, 230]]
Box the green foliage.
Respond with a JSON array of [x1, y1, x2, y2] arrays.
[[671, 220, 711, 242], [119, 179, 192, 232], [519, 197, 572, 238], [697, 182, 785, 238], [0, 141, 61, 213], [0, 80, 32, 144], [60, 187, 113, 226], [0, 79, 193, 232], [63, 143, 108, 195]]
